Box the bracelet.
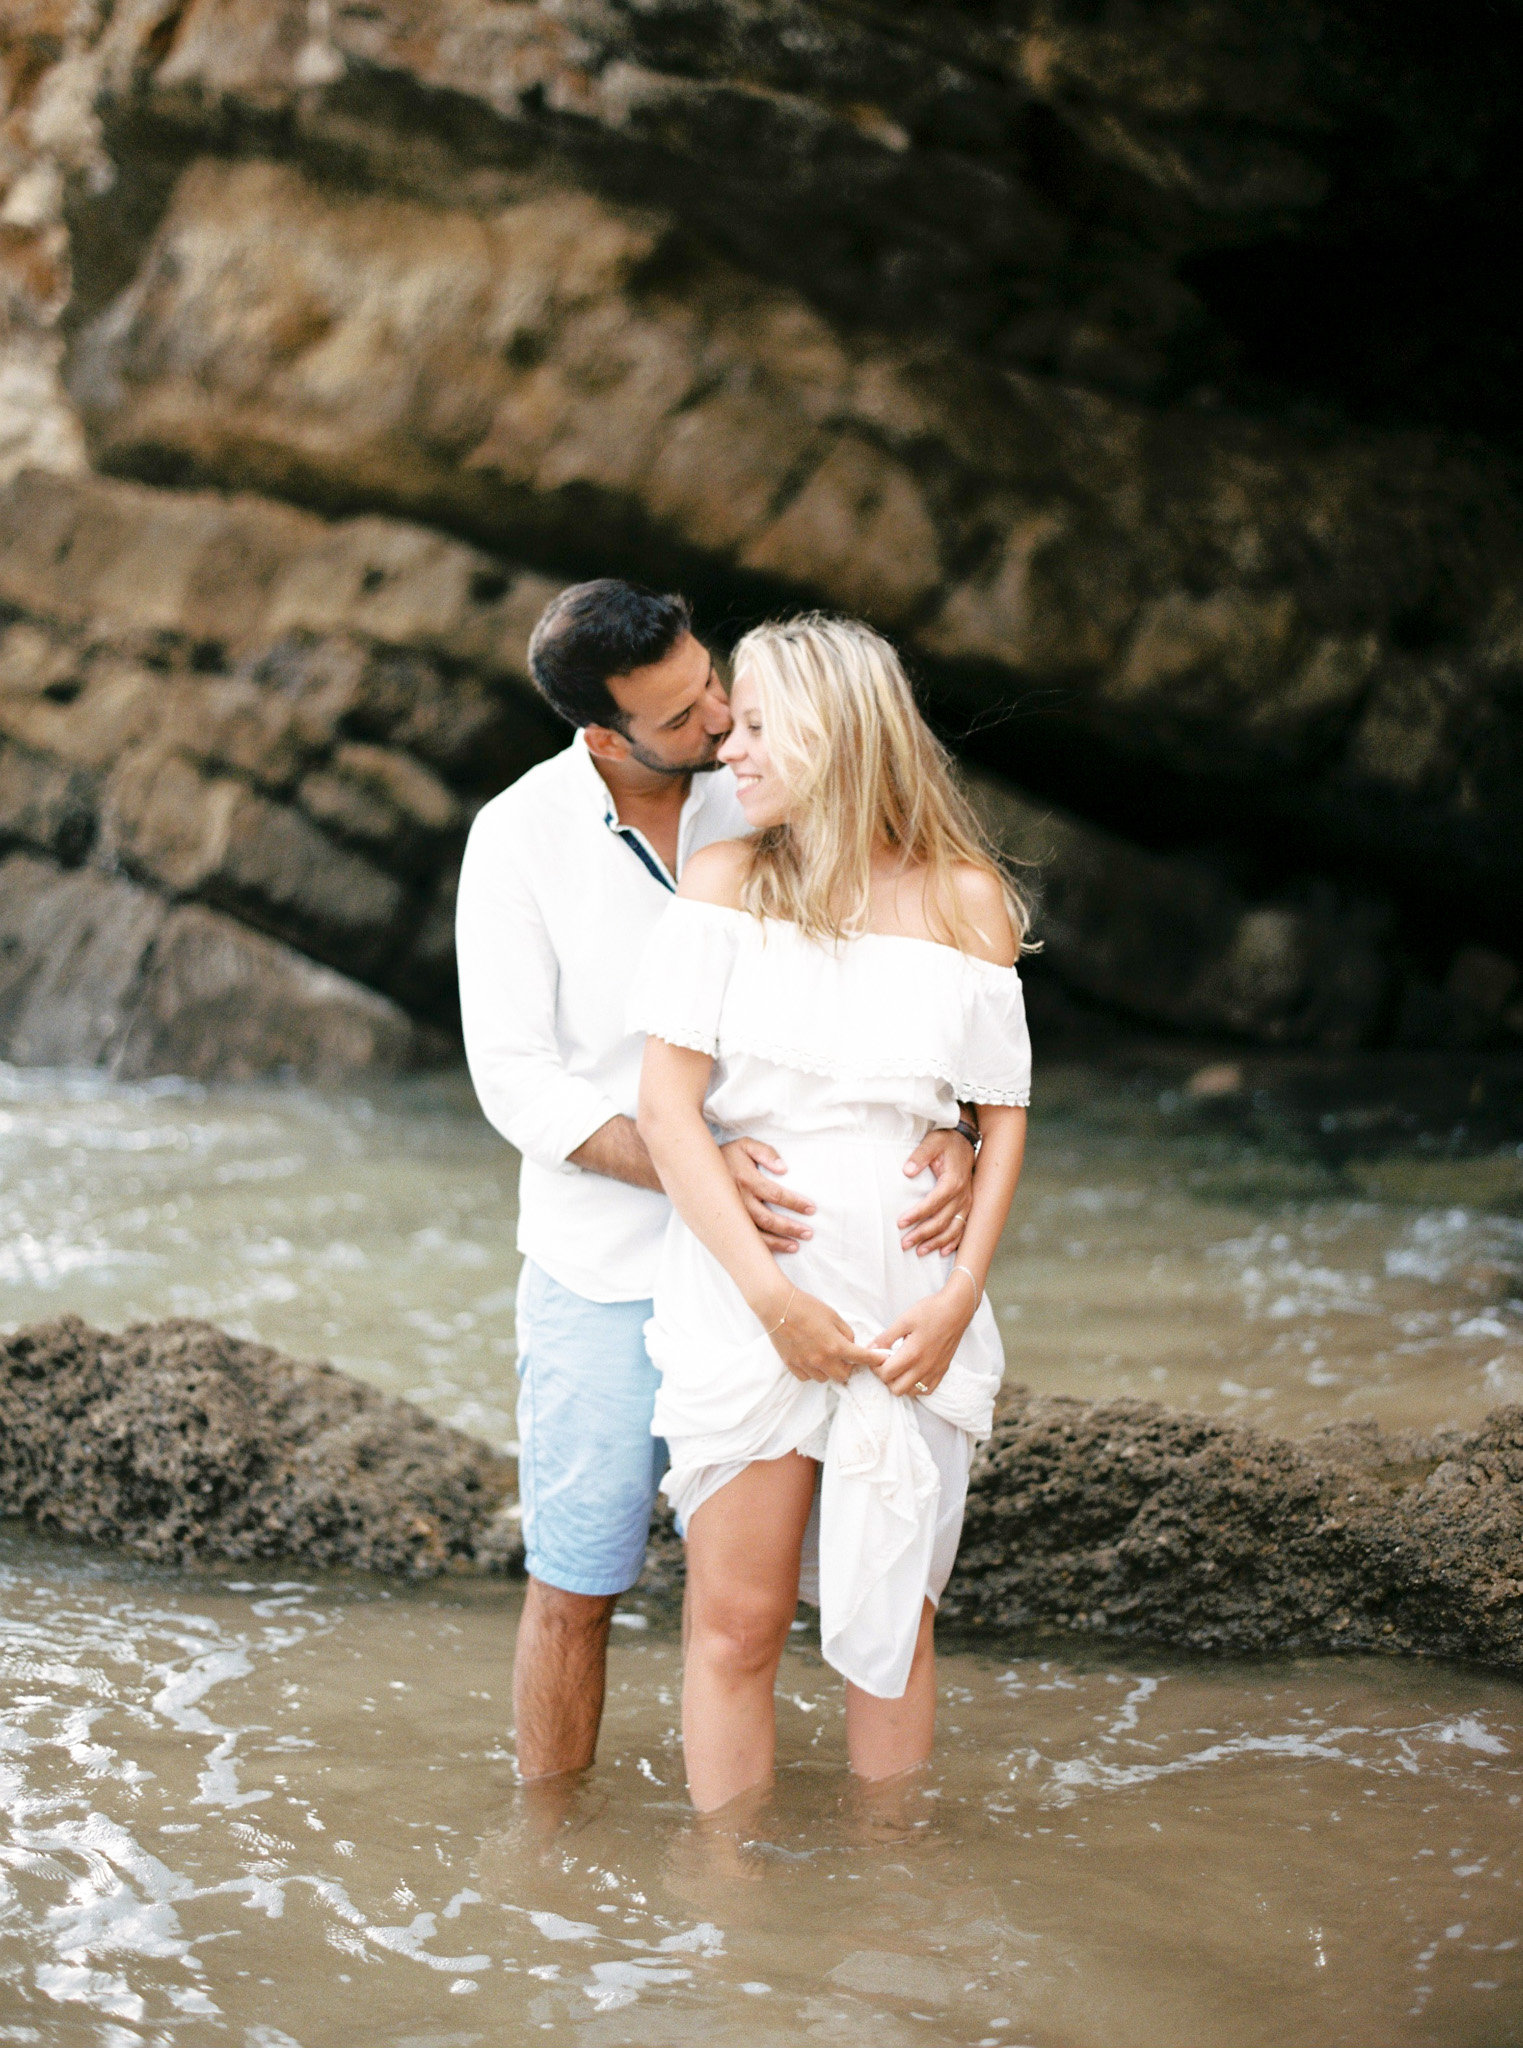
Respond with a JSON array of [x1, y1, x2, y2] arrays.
[[948, 1262, 982, 1306], [954, 1116, 982, 1156], [766, 1284, 798, 1335]]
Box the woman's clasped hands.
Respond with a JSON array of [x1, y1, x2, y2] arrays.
[[761, 1284, 888, 1385], [760, 1278, 975, 1397]]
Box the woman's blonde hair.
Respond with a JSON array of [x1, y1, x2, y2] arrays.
[[730, 614, 1030, 955]]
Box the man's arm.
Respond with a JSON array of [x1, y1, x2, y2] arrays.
[[571, 1117, 818, 1256], [568, 1114, 662, 1190], [456, 811, 625, 1172]]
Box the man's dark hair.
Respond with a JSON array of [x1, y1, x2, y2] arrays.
[[527, 579, 693, 731]]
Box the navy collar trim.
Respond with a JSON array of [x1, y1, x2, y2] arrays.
[[610, 818, 676, 893]]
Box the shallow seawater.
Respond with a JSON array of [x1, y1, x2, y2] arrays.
[[3, 1054, 1523, 2045], [1, 1537, 1520, 2048], [2, 1057, 1521, 1445], [994, 1060, 1523, 1437]]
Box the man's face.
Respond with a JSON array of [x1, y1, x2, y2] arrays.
[[595, 632, 732, 776]]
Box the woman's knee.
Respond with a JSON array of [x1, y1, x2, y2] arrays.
[[690, 1589, 793, 1679]]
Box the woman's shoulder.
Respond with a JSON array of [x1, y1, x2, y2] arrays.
[[948, 863, 1018, 968], [677, 838, 752, 908]]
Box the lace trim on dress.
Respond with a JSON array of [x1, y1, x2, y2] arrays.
[[636, 1016, 1029, 1103], [637, 1020, 719, 1057]]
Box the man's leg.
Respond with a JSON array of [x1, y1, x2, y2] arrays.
[[511, 1261, 662, 1780], [513, 1579, 616, 1778]]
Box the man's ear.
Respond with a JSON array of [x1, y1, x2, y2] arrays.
[[582, 722, 630, 764]]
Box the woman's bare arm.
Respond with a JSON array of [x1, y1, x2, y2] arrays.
[[941, 1103, 1026, 1302], [869, 1103, 1025, 1397], [638, 1037, 789, 1322], [869, 862, 1029, 1395]]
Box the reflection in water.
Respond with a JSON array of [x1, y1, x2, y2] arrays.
[[2, 1055, 1522, 2043], [0, 1542, 1519, 2048]]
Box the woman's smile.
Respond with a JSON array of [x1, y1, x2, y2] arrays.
[[719, 673, 791, 826]]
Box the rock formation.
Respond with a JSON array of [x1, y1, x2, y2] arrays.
[[0, 464, 563, 1074], [4, 1315, 1519, 1670], [945, 1393, 1523, 1669], [0, 1314, 521, 1576], [3, 0, 1522, 1072]]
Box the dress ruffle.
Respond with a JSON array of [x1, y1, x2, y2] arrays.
[[629, 897, 1032, 1107]]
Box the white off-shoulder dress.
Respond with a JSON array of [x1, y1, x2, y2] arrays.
[[629, 898, 1031, 1698]]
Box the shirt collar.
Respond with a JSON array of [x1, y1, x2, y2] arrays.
[[570, 727, 619, 825], [570, 726, 730, 833]]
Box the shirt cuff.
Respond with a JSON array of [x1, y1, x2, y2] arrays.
[[491, 1080, 625, 1174], [546, 1088, 626, 1172]]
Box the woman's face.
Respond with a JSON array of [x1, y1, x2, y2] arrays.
[[718, 670, 792, 829]]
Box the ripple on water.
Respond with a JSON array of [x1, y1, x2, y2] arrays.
[[0, 1067, 523, 1449], [3, 1061, 1522, 1441]]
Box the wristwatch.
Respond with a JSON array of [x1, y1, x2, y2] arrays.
[[954, 1115, 982, 1157]]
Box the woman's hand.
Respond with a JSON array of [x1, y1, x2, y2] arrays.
[[764, 1287, 888, 1386], [867, 1283, 977, 1399]]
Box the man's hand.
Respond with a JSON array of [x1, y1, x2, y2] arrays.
[[721, 1138, 815, 1254], [897, 1127, 975, 1255]]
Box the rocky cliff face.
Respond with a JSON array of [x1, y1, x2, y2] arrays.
[[3, 0, 1521, 1073], [0, 465, 564, 1072]]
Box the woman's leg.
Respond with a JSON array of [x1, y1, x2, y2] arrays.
[[682, 1452, 818, 1812], [844, 1598, 937, 1781]]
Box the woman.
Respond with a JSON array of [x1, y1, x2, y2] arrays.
[[632, 616, 1030, 1812]]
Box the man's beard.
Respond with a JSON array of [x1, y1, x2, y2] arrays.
[[622, 734, 726, 776]]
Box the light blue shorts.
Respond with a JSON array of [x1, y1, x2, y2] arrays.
[[514, 1259, 666, 1597]]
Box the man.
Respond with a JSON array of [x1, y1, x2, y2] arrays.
[[456, 580, 975, 1780]]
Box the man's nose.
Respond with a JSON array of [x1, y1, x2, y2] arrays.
[[703, 686, 733, 735]]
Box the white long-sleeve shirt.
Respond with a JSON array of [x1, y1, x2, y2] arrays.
[[456, 730, 749, 1302]]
